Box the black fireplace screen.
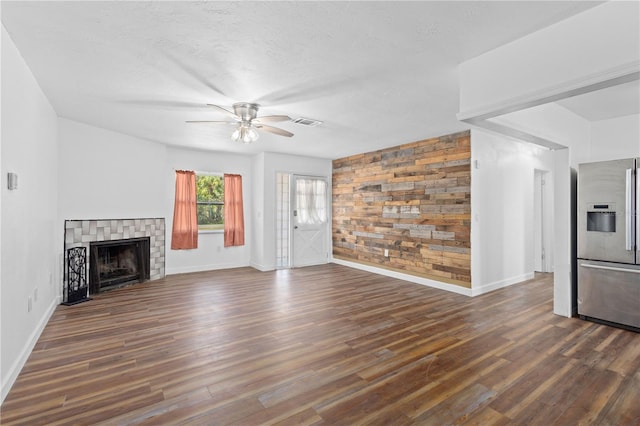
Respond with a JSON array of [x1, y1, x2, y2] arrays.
[[64, 246, 91, 305]]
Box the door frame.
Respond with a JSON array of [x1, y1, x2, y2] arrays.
[[534, 169, 553, 272]]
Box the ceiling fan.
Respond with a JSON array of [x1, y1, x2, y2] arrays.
[[187, 102, 293, 143]]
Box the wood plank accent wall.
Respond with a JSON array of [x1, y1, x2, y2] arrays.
[[332, 130, 471, 287]]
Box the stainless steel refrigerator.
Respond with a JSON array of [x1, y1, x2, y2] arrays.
[[577, 157, 640, 330]]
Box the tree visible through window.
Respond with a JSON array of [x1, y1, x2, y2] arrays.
[[196, 174, 224, 231]]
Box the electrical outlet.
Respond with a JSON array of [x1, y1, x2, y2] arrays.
[[28, 296, 32, 312], [384, 249, 389, 257]]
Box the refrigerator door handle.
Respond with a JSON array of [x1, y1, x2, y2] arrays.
[[626, 168, 634, 251], [636, 166, 639, 252], [580, 263, 640, 274]]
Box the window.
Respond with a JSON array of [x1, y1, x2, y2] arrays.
[[296, 178, 327, 225], [196, 174, 224, 231]]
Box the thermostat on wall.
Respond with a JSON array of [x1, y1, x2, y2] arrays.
[[7, 172, 18, 190]]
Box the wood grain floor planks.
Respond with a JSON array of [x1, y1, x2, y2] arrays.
[[1, 264, 639, 425]]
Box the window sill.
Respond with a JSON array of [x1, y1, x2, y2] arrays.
[[198, 229, 224, 235]]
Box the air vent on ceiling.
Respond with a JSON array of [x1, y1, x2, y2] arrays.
[[292, 117, 323, 127]]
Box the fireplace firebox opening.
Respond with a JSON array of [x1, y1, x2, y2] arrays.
[[89, 237, 150, 293]]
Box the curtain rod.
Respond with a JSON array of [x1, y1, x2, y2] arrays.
[[174, 170, 242, 177]]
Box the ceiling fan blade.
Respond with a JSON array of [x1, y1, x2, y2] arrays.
[[206, 104, 240, 120], [255, 124, 294, 137], [254, 115, 291, 123], [161, 51, 229, 98]]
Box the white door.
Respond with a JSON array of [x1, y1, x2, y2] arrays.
[[292, 175, 328, 267]]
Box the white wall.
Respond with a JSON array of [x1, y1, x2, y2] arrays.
[[164, 146, 253, 274], [1, 26, 60, 401], [589, 114, 640, 162], [58, 119, 167, 220], [252, 152, 332, 271], [551, 147, 573, 317], [471, 129, 554, 295], [251, 152, 266, 270]]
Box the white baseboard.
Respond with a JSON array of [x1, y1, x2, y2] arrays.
[[332, 259, 535, 298], [331, 258, 473, 297], [249, 262, 275, 272], [165, 261, 250, 276], [1, 295, 60, 403], [471, 272, 535, 297]]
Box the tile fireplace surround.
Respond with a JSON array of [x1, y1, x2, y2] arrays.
[[63, 218, 165, 299]]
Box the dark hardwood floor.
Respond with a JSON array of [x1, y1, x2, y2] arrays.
[[1, 264, 639, 425]]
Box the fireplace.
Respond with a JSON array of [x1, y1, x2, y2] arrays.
[[63, 218, 165, 303], [89, 237, 150, 293]]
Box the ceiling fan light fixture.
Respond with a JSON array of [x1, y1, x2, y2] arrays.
[[231, 123, 259, 144]]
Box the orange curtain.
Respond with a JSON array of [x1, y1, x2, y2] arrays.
[[171, 170, 198, 250], [224, 174, 245, 247]]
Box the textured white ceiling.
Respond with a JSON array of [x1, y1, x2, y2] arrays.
[[2, 1, 603, 159]]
